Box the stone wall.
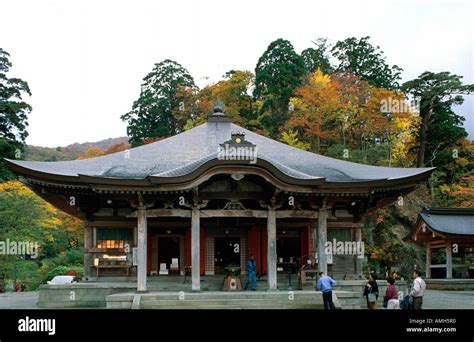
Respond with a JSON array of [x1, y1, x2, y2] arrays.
[[37, 283, 136, 308]]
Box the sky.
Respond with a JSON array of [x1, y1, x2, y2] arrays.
[[1, 0, 473, 147]]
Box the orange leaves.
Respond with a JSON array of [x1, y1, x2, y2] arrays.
[[287, 69, 418, 156], [77, 148, 105, 160], [105, 142, 131, 154], [288, 69, 342, 152], [197, 70, 255, 127]]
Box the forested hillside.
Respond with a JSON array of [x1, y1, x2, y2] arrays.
[[1, 35, 472, 288]]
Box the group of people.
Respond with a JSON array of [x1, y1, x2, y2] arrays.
[[244, 255, 427, 310], [362, 269, 426, 310], [315, 269, 427, 310]]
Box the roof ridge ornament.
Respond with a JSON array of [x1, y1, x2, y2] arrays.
[[207, 103, 231, 122], [220, 131, 256, 148]]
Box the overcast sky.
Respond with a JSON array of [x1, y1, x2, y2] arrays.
[[2, 0, 473, 147]]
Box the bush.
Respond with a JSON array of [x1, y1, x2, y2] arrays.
[[48, 248, 84, 266], [46, 265, 84, 282]]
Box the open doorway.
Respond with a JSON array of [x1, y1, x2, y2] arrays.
[[277, 236, 301, 264], [158, 237, 180, 274], [215, 237, 240, 274]]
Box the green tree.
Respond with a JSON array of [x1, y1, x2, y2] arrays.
[[121, 60, 197, 146], [281, 130, 310, 150], [301, 38, 333, 74], [331, 36, 402, 89], [197, 70, 257, 129], [402, 71, 474, 167], [0, 48, 32, 181], [0, 181, 83, 290], [254, 39, 307, 138]]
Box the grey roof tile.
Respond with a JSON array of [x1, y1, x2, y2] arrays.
[[420, 208, 474, 236], [6, 121, 434, 183]]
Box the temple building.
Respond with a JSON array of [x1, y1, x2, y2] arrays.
[[412, 207, 474, 279], [6, 106, 434, 292]]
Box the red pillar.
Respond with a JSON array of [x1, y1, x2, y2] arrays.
[[200, 226, 205, 276], [248, 225, 261, 275], [185, 228, 191, 267], [261, 224, 268, 275], [300, 226, 310, 262], [146, 230, 152, 274]]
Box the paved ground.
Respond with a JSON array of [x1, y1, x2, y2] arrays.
[[0, 289, 473, 309], [422, 289, 474, 309], [0, 291, 39, 309]]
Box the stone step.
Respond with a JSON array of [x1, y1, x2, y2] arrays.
[[141, 304, 324, 310], [140, 298, 324, 308], [109, 293, 324, 302], [105, 290, 359, 309], [140, 299, 323, 306]]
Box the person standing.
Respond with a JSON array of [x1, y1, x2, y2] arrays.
[[410, 270, 426, 309], [316, 272, 336, 310], [383, 277, 400, 309], [245, 254, 257, 291], [363, 274, 379, 309]]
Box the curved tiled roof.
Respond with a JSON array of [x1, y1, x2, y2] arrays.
[[419, 207, 474, 236], [6, 120, 434, 186]]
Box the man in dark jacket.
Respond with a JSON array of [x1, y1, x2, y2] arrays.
[[245, 254, 257, 291]]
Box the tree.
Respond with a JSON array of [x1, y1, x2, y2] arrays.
[[196, 70, 257, 129], [105, 141, 131, 154], [330, 72, 371, 147], [288, 69, 341, 153], [254, 39, 307, 138], [281, 130, 310, 150], [301, 38, 333, 74], [402, 71, 474, 167], [0, 181, 83, 290], [77, 147, 105, 160], [121, 60, 197, 146], [0, 48, 32, 181], [331, 36, 402, 90]]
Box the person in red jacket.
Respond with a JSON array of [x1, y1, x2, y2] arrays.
[[383, 277, 400, 309]]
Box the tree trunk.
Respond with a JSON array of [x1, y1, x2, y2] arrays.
[[417, 98, 436, 167]]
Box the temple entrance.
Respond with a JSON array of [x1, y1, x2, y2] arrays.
[[277, 236, 301, 264], [158, 237, 180, 274], [214, 237, 240, 274]]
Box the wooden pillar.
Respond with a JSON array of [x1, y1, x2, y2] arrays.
[[317, 208, 328, 274], [353, 225, 363, 276], [191, 207, 200, 291], [310, 219, 317, 259], [425, 241, 431, 279], [446, 241, 452, 279], [267, 207, 277, 290], [137, 208, 148, 292], [83, 225, 93, 279]]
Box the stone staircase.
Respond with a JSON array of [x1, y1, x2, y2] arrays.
[[106, 290, 361, 309]]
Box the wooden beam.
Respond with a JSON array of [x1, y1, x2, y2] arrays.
[[129, 209, 191, 218], [200, 210, 267, 218], [129, 208, 320, 219], [328, 222, 363, 228], [200, 209, 319, 218], [276, 210, 318, 218]]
